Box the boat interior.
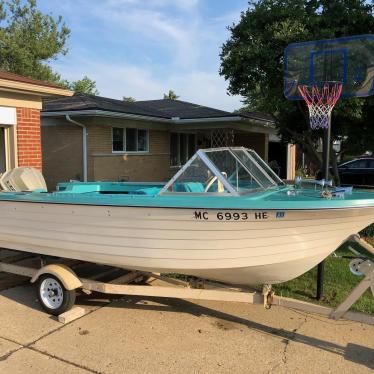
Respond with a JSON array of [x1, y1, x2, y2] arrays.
[[0, 147, 367, 204], [0, 147, 286, 196]]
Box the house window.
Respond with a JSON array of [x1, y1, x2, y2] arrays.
[[112, 127, 149, 153], [170, 133, 196, 166], [0, 126, 17, 172]]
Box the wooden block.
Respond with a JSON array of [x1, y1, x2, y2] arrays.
[[58, 307, 86, 324], [350, 234, 374, 255]]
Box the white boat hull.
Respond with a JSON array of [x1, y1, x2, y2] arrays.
[[0, 201, 373, 285]]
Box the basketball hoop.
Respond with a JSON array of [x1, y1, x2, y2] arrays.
[[284, 35, 374, 301], [298, 82, 343, 129]]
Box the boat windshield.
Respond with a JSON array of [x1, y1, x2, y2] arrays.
[[159, 147, 284, 196]]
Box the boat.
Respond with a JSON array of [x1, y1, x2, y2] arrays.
[[0, 147, 373, 286]]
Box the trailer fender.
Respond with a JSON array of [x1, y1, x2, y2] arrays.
[[30, 264, 82, 290]]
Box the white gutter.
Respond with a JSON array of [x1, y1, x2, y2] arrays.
[[43, 110, 170, 123], [42, 110, 247, 124], [65, 115, 87, 182], [42, 109, 274, 128]]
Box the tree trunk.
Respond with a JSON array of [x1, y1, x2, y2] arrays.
[[302, 136, 323, 170]]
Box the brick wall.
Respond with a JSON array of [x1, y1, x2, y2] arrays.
[[41, 117, 271, 185], [16, 108, 42, 170], [89, 127, 170, 182], [41, 123, 83, 189], [41, 118, 171, 186]]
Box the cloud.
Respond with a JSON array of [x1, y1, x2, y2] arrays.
[[88, 0, 202, 68], [167, 71, 241, 111], [45, 0, 245, 111], [54, 57, 241, 111]]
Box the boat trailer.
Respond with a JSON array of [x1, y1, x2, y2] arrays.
[[0, 234, 373, 325]]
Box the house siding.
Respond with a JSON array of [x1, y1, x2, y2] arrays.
[[16, 108, 42, 170], [92, 153, 170, 182], [41, 118, 171, 188], [40, 116, 281, 188], [41, 122, 83, 189]]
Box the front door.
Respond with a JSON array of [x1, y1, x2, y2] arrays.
[[0, 127, 6, 173]]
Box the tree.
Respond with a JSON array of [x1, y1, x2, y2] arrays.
[[69, 76, 99, 95], [163, 90, 179, 100], [123, 96, 136, 102], [220, 0, 374, 181], [0, 0, 70, 83]]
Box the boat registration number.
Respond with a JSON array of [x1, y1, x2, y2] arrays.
[[193, 211, 280, 221]]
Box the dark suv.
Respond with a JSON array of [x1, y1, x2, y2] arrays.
[[337, 157, 374, 187]]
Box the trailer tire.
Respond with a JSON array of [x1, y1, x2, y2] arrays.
[[37, 274, 76, 315]]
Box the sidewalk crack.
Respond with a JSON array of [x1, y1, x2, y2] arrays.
[[281, 317, 307, 363], [0, 346, 23, 362], [267, 316, 308, 373], [28, 346, 103, 374]]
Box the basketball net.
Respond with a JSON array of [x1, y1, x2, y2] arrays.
[[298, 82, 343, 129]]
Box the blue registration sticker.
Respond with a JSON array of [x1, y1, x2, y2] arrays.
[[276, 211, 285, 218]]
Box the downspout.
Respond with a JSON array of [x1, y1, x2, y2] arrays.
[[65, 115, 87, 182]]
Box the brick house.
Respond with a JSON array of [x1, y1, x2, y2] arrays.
[[41, 93, 295, 189], [0, 71, 72, 174]]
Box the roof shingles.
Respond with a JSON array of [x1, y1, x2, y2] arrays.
[[43, 93, 237, 120], [43, 93, 275, 124], [133, 99, 236, 119]]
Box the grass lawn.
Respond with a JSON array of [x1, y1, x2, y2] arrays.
[[273, 239, 374, 314]]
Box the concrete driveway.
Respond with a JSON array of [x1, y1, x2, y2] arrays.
[[0, 283, 373, 374]]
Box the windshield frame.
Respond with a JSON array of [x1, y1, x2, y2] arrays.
[[158, 147, 283, 196]]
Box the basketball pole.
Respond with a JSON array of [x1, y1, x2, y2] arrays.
[[316, 116, 332, 300]]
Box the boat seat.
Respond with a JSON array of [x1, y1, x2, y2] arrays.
[[57, 184, 101, 194], [130, 187, 162, 195], [174, 182, 205, 193]]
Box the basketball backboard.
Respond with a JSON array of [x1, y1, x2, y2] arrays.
[[284, 34, 374, 100]]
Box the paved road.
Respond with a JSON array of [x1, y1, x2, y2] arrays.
[[0, 284, 373, 373]]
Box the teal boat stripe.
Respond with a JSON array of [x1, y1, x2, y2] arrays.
[[0, 198, 374, 210]]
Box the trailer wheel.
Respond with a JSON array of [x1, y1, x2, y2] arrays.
[[37, 274, 76, 315]]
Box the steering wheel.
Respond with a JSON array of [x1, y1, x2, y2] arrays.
[[204, 176, 218, 192], [204, 172, 227, 193]]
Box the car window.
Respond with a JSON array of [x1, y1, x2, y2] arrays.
[[368, 159, 374, 168], [348, 159, 368, 169]]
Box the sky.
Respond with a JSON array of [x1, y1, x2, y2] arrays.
[[38, 0, 249, 112]]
